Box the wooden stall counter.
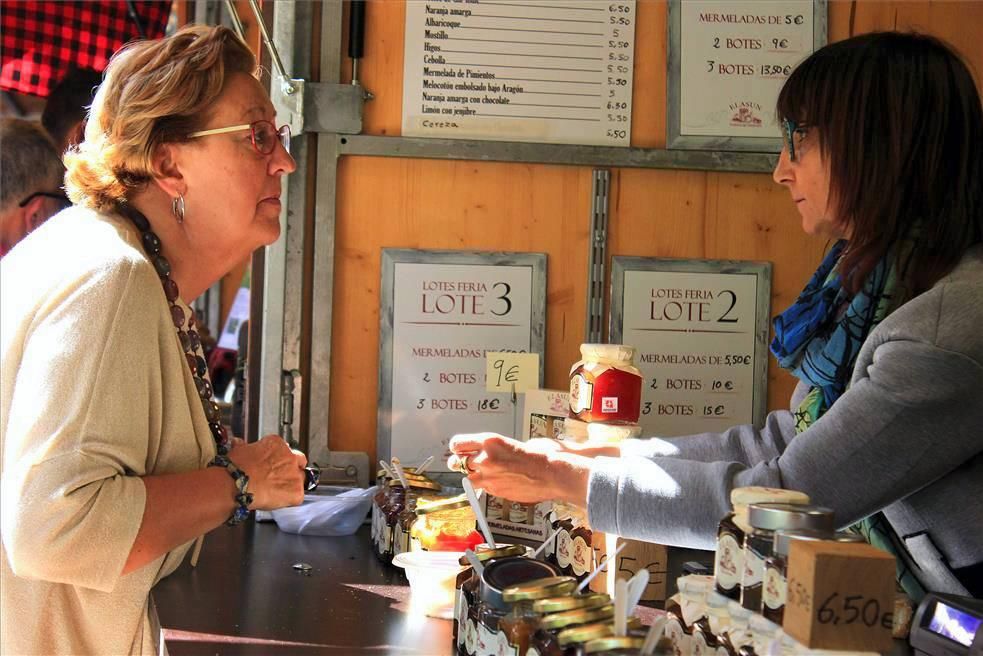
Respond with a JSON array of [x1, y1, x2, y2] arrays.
[[154, 522, 452, 655]]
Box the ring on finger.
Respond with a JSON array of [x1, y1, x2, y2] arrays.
[[459, 454, 473, 474]]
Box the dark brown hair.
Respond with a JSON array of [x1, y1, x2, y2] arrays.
[[777, 32, 982, 298]]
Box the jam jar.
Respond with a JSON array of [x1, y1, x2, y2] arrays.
[[393, 493, 421, 558], [472, 558, 567, 656], [741, 503, 833, 611], [523, 593, 612, 656], [569, 344, 643, 424], [500, 577, 581, 656], [380, 477, 441, 563], [455, 545, 529, 652], [762, 530, 864, 624], [413, 494, 483, 552], [714, 487, 810, 600], [664, 576, 713, 656]]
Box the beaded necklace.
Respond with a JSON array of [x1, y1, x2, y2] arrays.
[[121, 204, 230, 456]]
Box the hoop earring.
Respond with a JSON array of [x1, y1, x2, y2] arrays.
[[171, 195, 186, 224]]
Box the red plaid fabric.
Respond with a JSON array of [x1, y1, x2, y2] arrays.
[[1, 1, 172, 97]]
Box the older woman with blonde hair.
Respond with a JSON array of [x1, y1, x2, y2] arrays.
[[1, 25, 304, 654]]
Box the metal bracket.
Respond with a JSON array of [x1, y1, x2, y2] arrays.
[[585, 170, 610, 343]]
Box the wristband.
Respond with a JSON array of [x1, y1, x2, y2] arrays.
[[208, 455, 254, 526]]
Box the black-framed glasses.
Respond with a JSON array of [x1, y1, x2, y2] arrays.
[[19, 191, 71, 209], [187, 119, 290, 156], [781, 118, 810, 162]]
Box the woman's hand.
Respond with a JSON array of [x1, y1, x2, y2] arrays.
[[228, 435, 306, 510], [448, 433, 591, 506]]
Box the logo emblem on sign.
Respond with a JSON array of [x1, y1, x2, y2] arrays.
[[601, 396, 618, 413]]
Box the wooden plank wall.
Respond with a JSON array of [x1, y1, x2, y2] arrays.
[[324, 0, 983, 460]]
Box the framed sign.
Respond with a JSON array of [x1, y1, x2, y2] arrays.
[[401, 0, 637, 147], [667, 0, 827, 151], [610, 257, 772, 437], [378, 249, 547, 472]]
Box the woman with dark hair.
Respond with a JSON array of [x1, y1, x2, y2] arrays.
[[449, 31, 983, 599]]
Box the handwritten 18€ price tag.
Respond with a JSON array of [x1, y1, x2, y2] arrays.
[[485, 352, 540, 394]]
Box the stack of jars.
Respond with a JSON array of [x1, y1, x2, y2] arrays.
[[544, 344, 643, 582], [665, 575, 879, 656], [371, 468, 442, 564], [456, 554, 651, 656]]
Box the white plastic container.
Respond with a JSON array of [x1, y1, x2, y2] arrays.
[[392, 550, 467, 619]]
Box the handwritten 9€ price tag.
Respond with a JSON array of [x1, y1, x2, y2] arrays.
[[485, 352, 540, 394]]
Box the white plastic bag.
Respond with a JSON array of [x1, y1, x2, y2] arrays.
[[270, 486, 378, 536]]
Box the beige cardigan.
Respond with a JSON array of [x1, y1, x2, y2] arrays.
[[1, 207, 216, 654]]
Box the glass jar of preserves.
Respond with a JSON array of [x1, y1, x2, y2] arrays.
[[501, 578, 581, 656], [455, 545, 529, 653], [473, 558, 567, 656], [701, 592, 732, 656], [379, 478, 441, 563], [392, 492, 420, 558], [413, 494, 483, 552], [741, 503, 833, 611], [714, 487, 810, 600], [664, 576, 713, 656], [569, 344, 643, 424], [762, 530, 864, 624]]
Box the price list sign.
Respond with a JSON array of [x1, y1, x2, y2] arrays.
[[378, 250, 546, 472], [402, 0, 636, 147], [667, 0, 826, 150], [610, 257, 771, 437]]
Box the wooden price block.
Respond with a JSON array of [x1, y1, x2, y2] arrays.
[[784, 539, 896, 652], [589, 532, 668, 604]]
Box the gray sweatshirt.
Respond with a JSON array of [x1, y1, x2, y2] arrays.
[[587, 245, 983, 596]]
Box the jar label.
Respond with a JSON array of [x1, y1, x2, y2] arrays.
[[394, 525, 409, 556], [571, 535, 592, 576], [665, 618, 690, 656], [381, 524, 391, 555], [491, 628, 519, 656], [556, 529, 573, 569], [743, 545, 764, 587], [569, 373, 594, 414], [465, 617, 478, 655], [477, 623, 495, 655], [714, 533, 742, 590], [543, 532, 556, 559], [693, 632, 710, 656], [763, 563, 787, 611], [456, 593, 468, 647]]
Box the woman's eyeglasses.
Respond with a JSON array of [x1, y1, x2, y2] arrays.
[[188, 120, 290, 156], [781, 118, 810, 162]]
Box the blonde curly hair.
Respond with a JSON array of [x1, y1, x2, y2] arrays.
[[64, 25, 255, 211]]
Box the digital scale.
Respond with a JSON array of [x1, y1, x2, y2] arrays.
[[910, 593, 983, 656]]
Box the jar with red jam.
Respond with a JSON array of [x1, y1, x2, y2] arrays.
[[413, 494, 484, 552], [569, 344, 642, 424]]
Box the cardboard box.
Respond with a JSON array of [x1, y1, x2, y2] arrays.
[[589, 531, 669, 604], [784, 539, 896, 652]]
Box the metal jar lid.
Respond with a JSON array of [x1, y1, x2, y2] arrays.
[[458, 544, 527, 566], [773, 529, 865, 556], [479, 557, 563, 610], [415, 494, 470, 515], [584, 636, 646, 654], [386, 478, 441, 491], [502, 576, 578, 602], [557, 617, 642, 647], [533, 593, 611, 614], [539, 604, 615, 631], [747, 502, 834, 532]]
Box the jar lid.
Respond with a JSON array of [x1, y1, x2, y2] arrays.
[[539, 604, 615, 630], [772, 529, 832, 556], [415, 494, 470, 515], [386, 478, 441, 491], [458, 544, 527, 566], [502, 576, 578, 602], [557, 617, 641, 647], [748, 503, 834, 532], [730, 486, 810, 509], [533, 593, 611, 614], [578, 343, 636, 364], [480, 557, 563, 610], [376, 467, 424, 478], [584, 636, 646, 654]]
